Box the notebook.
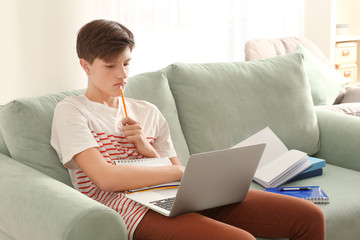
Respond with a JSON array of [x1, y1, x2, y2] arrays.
[[120, 144, 266, 217], [231, 127, 311, 188], [265, 186, 329, 204], [115, 157, 180, 194]]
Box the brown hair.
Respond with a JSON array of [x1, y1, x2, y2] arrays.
[[76, 19, 135, 63]]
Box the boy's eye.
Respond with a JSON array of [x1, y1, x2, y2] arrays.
[[106, 65, 114, 68]]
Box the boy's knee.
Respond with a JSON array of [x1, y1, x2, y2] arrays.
[[305, 202, 325, 224], [310, 203, 325, 229], [293, 202, 326, 239]]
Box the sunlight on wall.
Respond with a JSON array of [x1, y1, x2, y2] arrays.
[[0, 0, 304, 103], [110, 0, 304, 75]]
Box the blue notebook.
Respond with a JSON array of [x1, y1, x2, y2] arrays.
[[265, 186, 329, 204], [289, 168, 323, 182], [303, 157, 326, 173]]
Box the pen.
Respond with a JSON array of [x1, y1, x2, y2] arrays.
[[279, 187, 310, 191], [120, 86, 128, 117]]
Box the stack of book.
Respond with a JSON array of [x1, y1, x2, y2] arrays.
[[232, 127, 326, 188], [288, 156, 326, 182]]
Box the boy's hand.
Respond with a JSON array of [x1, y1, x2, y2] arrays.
[[121, 117, 161, 158]]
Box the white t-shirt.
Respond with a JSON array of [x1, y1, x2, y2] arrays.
[[51, 95, 177, 240]]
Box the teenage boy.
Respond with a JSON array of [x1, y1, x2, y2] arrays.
[[51, 19, 325, 240]]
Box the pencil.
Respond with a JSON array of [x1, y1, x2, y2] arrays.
[[120, 86, 128, 117], [126, 185, 179, 194]]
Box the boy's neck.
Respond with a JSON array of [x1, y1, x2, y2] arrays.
[[85, 91, 119, 109]]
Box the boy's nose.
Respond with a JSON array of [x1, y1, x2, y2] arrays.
[[117, 67, 128, 79]]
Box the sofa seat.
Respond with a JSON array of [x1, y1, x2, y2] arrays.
[[251, 163, 360, 240], [0, 231, 14, 240]]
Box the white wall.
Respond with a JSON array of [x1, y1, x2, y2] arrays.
[[0, 0, 304, 105], [0, 0, 99, 104], [304, 0, 336, 63], [124, 0, 304, 76]]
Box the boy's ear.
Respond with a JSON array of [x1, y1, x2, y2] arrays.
[[80, 59, 91, 75]]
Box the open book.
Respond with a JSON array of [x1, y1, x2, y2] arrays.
[[232, 127, 311, 188], [114, 157, 180, 194]]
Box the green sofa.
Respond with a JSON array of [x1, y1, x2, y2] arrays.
[[1, 53, 360, 240]]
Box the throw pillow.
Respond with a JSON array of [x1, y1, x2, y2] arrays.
[[294, 43, 349, 105], [165, 53, 320, 156]]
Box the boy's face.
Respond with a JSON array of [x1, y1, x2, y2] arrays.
[[80, 47, 132, 98]]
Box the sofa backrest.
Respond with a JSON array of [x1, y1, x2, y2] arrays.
[[244, 37, 330, 66], [164, 53, 321, 156], [0, 71, 190, 186], [0, 127, 10, 156]]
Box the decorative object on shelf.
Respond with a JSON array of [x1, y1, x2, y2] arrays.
[[336, 24, 349, 35]]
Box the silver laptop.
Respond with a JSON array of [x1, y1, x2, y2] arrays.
[[126, 143, 266, 217]]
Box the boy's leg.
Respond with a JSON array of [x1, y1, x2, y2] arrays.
[[133, 210, 256, 240], [199, 189, 326, 240]]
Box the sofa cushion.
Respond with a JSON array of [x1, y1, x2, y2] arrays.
[[124, 71, 190, 164], [164, 53, 320, 156], [0, 89, 85, 186], [293, 44, 348, 105]]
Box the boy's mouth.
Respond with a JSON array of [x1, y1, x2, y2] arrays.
[[114, 82, 125, 88]]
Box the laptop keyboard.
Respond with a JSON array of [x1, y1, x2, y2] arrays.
[[150, 197, 175, 211]]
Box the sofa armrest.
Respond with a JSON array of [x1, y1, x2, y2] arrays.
[[314, 108, 360, 171], [0, 154, 127, 240]]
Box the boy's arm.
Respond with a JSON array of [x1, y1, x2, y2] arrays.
[[75, 115, 184, 192], [74, 147, 184, 192], [170, 156, 182, 165]]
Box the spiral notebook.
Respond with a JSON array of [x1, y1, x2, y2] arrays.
[[265, 186, 329, 204], [114, 157, 180, 193], [114, 157, 172, 166]]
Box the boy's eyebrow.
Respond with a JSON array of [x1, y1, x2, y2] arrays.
[[108, 57, 132, 64]]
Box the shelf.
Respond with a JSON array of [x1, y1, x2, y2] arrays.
[[335, 35, 360, 42]]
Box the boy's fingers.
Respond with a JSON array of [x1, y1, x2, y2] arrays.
[[122, 122, 142, 131], [122, 116, 138, 125]]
